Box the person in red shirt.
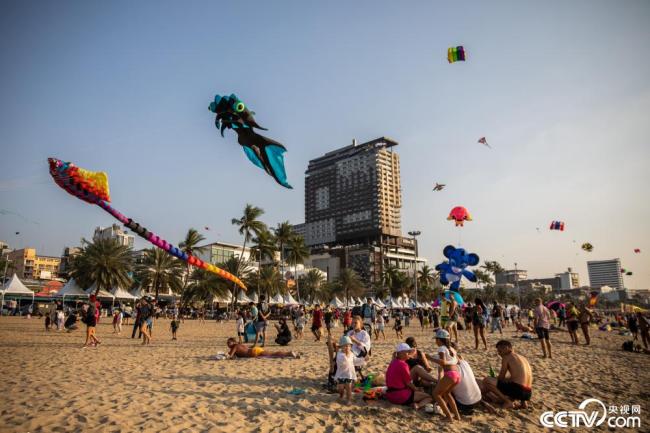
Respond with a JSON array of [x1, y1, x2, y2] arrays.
[[343, 309, 353, 331], [311, 304, 323, 342], [384, 343, 433, 410]]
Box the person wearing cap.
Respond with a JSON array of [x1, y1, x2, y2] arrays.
[[431, 328, 462, 423], [384, 342, 433, 410], [334, 335, 356, 402]]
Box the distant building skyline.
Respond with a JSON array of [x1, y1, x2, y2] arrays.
[[588, 259, 624, 290]]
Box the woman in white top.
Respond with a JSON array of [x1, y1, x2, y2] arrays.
[[431, 329, 461, 423], [346, 316, 371, 366]]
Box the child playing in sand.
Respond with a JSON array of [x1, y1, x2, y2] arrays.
[[170, 318, 179, 340], [334, 336, 356, 402], [236, 312, 245, 343], [226, 338, 300, 359]]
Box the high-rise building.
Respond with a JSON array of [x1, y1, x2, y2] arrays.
[[58, 246, 81, 279], [94, 224, 134, 249], [300, 137, 423, 285], [588, 259, 623, 290]]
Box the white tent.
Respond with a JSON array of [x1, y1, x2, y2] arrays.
[[237, 291, 253, 304], [1, 274, 35, 305], [373, 298, 386, 308], [213, 292, 232, 304], [111, 287, 138, 300], [86, 284, 115, 299], [270, 293, 284, 304], [54, 278, 88, 301], [330, 297, 345, 308], [283, 293, 299, 305], [130, 287, 145, 299], [355, 297, 364, 306], [248, 292, 259, 303]]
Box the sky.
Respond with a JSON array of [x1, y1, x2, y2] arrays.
[[1, 0, 649, 290]]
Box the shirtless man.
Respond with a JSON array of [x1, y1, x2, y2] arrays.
[[226, 338, 300, 359], [482, 340, 533, 409]]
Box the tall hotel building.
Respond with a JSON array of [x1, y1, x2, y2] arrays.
[[587, 258, 624, 290], [297, 137, 423, 285]]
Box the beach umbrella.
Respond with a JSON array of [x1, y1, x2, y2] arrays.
[[546, 300, 565, 312]]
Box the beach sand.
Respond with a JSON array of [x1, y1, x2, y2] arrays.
[[0, 316, 648, 433]]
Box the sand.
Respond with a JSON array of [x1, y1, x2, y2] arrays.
[[0, 316, 648, 433]]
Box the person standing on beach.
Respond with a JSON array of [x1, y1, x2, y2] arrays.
[[236, 311, 245, 343], [170, 317, 179, 340], [131, 300, 142, 339], [324, 306, 333, 338], [253, 295, 271, 348], [139, 297, 153, 345], [334, 336, 356, 402], [566, 302, 580, 344], [375, 310, 386, 340], [342, 308, 352, 332], [578, 304, 593, 345], [83, 295, 101, 348], [472, 299, 488, 350], [490, 302, 504, 335], [637, 312, 650, 349], [312, 304, 323, 342], [482, 340, 533, 409], [533, 298, 552, 359], [446, 298, 460, 343]]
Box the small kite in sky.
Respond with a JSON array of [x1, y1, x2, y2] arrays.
[[448, 46, 466, 63], [550, 221, 565, 231], [626, 271, 633, 276], [477, 137, 491, 149], [432, 183, 446, 191], [204, 226, 210, 231], [634, 248, 641, 253], [15, 232, 20, 235], [209, 94, 291, 189], [581, 243, 593, 252]]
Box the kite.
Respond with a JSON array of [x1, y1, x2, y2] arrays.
[[435, 245, 480, 292], [204, 226, 210, 231], [634, 248, 641, 253], [48, 158, 246, 290], [447, 46, 466, 63], [620, 268, 626, 274], [209, 94, 291, 189], [549, 221, 565, 231], [15, 232, 20, 235], [478, 137, 491, 149], [581, 243, 593, 252], [447, 206, 472, 227], [432, 183, 446, 191], [626, 271, 633, 276]]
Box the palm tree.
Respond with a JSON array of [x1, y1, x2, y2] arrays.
[[232, 204, 266, 274], [473, 269, 494, 289], [183, 267, 232, 307], [273, 221, 294, 276], [300, 268, 325, 304], [251, 228, 277, 264], [136, 248, 184, 300], [481, 260, 505, 283], [336, 268, 363, 307], [417, 265, 435, 289], [285, 235, 309, 301], [70, 237, 133, 294], [259, 265, 283, 300], [179, 228, 208, 290]]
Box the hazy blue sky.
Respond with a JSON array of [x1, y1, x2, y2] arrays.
[[1, 1, 648, 289]]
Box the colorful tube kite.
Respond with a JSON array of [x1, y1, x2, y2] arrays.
[[48, 158, 246, 290], [447, 46, 466, 63], [549, 221, 565, 231]]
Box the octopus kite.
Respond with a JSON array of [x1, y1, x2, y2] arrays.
[[209, 94, 291, 189], [48, 158, 246, 289], [447, 206, 472, 227]]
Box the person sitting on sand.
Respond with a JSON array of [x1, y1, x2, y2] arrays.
[[449, 342, 490, 415], [274, 318, 292, 346], [404, 337, 437, 388], [334, 336, 356, 402], [482, 340, 533, 409], [226, 338, 299, 359], [514, 318, 533, 333], [384, 343, 433, 410]]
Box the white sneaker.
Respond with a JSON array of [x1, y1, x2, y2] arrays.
[[424, 404, 435, 413]]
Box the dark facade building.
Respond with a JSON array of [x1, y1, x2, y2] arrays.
[[300, 137, 423, 285]]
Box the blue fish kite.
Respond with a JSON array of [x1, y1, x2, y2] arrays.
[[209, 94, 291, 189]]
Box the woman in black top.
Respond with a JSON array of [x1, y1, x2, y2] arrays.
[[274, 318, 292, 346], [404, 337, 436, 387]]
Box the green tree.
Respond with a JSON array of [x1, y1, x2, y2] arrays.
[[183, 266, 232, 307], [259, 265, 283, 300], [473, 269, 494, 288], [136, 248, 184, 300], [481, 260, 505, 283], [232, 204, 266, 307], [273, 221, 294, 276], [251, 229, 277, 264], [417, 265, 435, 289], [179, 228, 208, 291], [299, 268, 325, 303], [70, 237, 133, 294], [336, 268, 363, 307], [285, 235, 309, 301]]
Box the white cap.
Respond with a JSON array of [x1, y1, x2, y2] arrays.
[[395, 342, 413, 353]]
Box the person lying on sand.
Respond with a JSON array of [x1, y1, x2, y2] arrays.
[[481, 340, 533, 409], [226, 338, 300, 359]]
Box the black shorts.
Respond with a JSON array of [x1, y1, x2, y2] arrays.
[[337, 378, 354, 384], [325, 322, 332, 330], [497, 380, 532, 402], [237, 332, 245, 336], [311, 324, 321, 332], [567, 321, 579, 332], [535, 327, 549, 340]]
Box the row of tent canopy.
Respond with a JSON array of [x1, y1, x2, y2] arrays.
[[2, 274, 433, 309]]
